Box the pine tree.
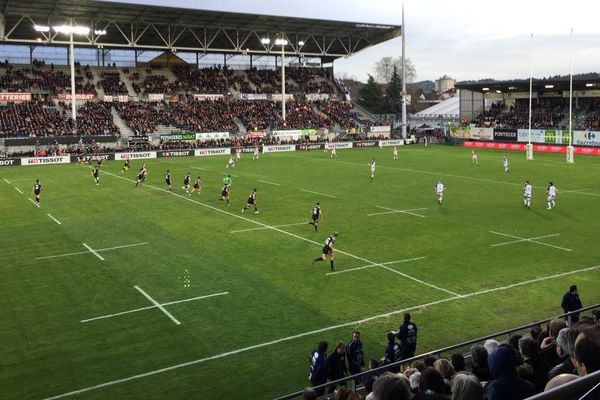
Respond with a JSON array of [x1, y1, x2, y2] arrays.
[[384, 65, 402, 114], [359, 74, 383, 113]]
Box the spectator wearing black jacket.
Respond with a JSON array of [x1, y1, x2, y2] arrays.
[[561, 285, 583, 325], [309, 341, 328, 396], [346, 330, 364, 378], [382, 331, 402, 373], [398, 312, 418, 359], [327, 341, 348, 394], [470, 345, 491, 382], [518, 336, 551, 392], [548, 327, 575, 379]]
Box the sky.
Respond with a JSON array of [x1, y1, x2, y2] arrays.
[[110, 0, 600, 83]]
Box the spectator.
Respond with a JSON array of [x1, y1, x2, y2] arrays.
[[484, 339, 499, 355], [470, 345, 491, 382], [347, 330, 365, 380], [508, 334, 524, 365], [574, 325, 600, 375], [548, 327, 575, 379], [414, 367, 448, 399], [485, 345, 536, 400], [364, 374, 376, 400], [347, 392, 364, 400], [433, 358, 455, 383], [381, 331, 402, 373], [302, 387, 317, 400], [423, 355, 437, 368], [539, 319, 567, 367], [561, 285, 583, 325], [543, 373, 578, 391], [518, 336, 551, 392], [397, 312, 418, 359], [372, 372, 411, 400], [411, 360, 426, 372], [334, 387, 353, 400], [327, 341, 348, 394], [309, 341, 328, 396], [451, 373, 484, 400], [409, 370, 421, 394], [450, 354, 466, 373]]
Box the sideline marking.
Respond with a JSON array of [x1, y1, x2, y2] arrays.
[[489, 231, 572, 252], [231, 222, 307, 234], [35, 242, 148, 261], [42, 264, 600, 400], [221, 172, 239, 178], [134, 286, 181, 325], [28, 198, 40, 208], [47, 214, 62, 225], [3, 177, 10, 184], [81, 292, 229, 323], [301, 189, 336, 198], [368, 206, 427, 218], [257, 179, 281, 186], [15, 187, 23, 194], [326, 257, 426, 275], [82, 243, 105, 261]]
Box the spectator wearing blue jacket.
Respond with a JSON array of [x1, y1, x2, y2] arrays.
[[485, 345, 536, 400], [398, 312, 418, 359], [308, 341, 328, 396]]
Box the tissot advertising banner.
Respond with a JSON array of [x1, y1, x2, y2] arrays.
[[324, 142, 353, 150], [194, 148, 230, 156], [114, 152, 157, 160], [0, 158, 20, 167], [157, 150, 194, 157], [21, 155, 71, 166], [262, 145, 297, 153]]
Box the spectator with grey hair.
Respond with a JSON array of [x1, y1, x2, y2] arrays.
[[484, 339, 499, 355], [451, 372, 484, 400], [548, 327, 575, 379]]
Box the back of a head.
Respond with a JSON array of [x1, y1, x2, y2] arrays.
[[419, 367, 445, 395], [451, 373, 484, 400], [318, 340, 328, 354], [451, 353, 466, 372], [423, 355, 437, 367], [433, 358, 455, 380], [556, 328, 570, 354], [574, 325, 600, 375], [404, 312, 411, 322], [470, 345, 488, 368], [387, 331, 396, 343], [484, 339, 499, 354], [544, 373, 579, 391], [518, 336, 539, 359], [372, 372, 411, 400], [488, 345, 517, 380], [334, 387, 353, 400], [302, 387, 317, 400], [548, 319, 567, 338]]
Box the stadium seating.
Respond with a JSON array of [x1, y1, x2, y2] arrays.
[[0, 102, 72, 137]]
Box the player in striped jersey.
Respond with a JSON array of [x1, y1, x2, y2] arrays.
[[313, 232, 337, 272], [308, 202, 322, 231], [241, 188, 258, 213], [189, 176, 202, 196], [183, 172, 191, 193], [134, 163, 147, 187], [91, 165, 100, 185], [33, 179, 42, 204], [165, 170, 172, 191]]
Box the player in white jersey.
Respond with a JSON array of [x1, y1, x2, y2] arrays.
[[253, 146, 260, 160], [369, 158, 376, 180], [226, 156, 236, 169], [546, 181, 558, 209], [471, 150, 478, 165], [435, 181, 445, 205], [523, 180, 532, 209], [392, 146, 398, 160], [330, 146, 337, 159], [235, 148, 242, 160], [503, 156, 509, 173]]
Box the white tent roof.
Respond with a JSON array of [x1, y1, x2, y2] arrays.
[[415, 96, 459, 116]]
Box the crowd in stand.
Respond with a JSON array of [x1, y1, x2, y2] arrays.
[[74, 102, 120, 136], [99, 72, 128, 95], [302, 305, 599, 400], [0, 102, 72, 137], [230, 100, 282, 130], [314, 100, 359, 128], [274, 100, 330, 129], [172, 64, 229, 94]]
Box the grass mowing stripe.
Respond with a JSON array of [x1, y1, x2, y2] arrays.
[[134, 286, 181, 325], [101, 170, 455, 296], [82, 243, 105, 261], [379, 265, 462, 297], [41, 264, 600, 400]]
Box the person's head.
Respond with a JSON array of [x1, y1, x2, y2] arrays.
[[569, 284, 578, 295], [409, 371, 421, 392], [508, 334, 522, 352], [544, 374, 579, 391], [302, 387, 317, 400], [166, 169, 169, 173], [316, 202, 320, 206], [451, 372, 484, 400], [548, 319, 567, 339], [419, 367, 445, 394], [352, 330, 360, 342], [483, 339, 499, 355], [372, 372, 411, 400], [387, 331, 396, 344], [433, 358, 455, 380], [335, 341, 346, 354], [488, 345, 518, 380], [518, 336, 539, 359], [334, 387, 352, 400], [574, 325, 600, 375], [556, 328, 570, 358], [423, 355, 437, 367], [530, 324, 542, 341], [364, 374, 376, 394], [369, 358, 380, 370], [318, 340, 328, 354], [404, 312, 411, 322], [470, 345, 488, 368], [346, 393, 363, 400], [451, 353, 466, 372], [411, 360, 425, 372], [594, 310, 600, 325]]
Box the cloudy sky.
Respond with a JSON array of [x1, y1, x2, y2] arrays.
[[113, 0, 600, 83]]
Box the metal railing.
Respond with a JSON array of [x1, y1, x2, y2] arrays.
[[274, 304, 599, 399]]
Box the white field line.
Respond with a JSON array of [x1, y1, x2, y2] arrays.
[[301, 189, 336, 198], [257, 179, 281, 186], [82, 243, 105, 261], [368, 206, 427, 218], [35, 242, 149, 261], [42, 264, 600, 400], [326, 257, 426, 275], [190, 166, 206, 171], [489, 231, 572, 252], [379, 265, 462, 297], [101, 170, 454, 296], [80, 292, 229, 323], [28, 198, 40, 208], [492, 233, 560, 247], [47, 214, 62, 225], [14, 186, 23, 194], [134, 286, 181, 325], [562, 188, 590, 193], [221, 172, 239, 178], [231, 222, 308, 234], [3, 177, 10, 184]]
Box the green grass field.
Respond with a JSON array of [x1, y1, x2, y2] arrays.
[[1, 145, 599, 400]]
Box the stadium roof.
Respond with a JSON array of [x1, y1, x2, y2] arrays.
[[456, 76, 600, 93], [0, 0, 401, 62]]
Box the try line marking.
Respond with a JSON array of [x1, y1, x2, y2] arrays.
[[326, 257, 426, 275], [231, 222, 307, 234], [35, 242, 149, 261], [257, 179, 281, 186], [28, 198, 40, 208], [81, 291, 229, 323], [2, 177, 10, 184], [47, 214, 62, 225], [134, 286, 181, 325], [101, 170, 454, 297], [301, 189, 336, 198], [489, 231, 572, 252], [14, 186, 23, 194], [82, 243, 105, 261], [368, 206, 428, 218], [41, 263, 600, 400]]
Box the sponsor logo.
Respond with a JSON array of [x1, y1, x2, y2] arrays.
[[324, 142, 353, 150], [585, 131, 596, 140], [299, 144, 324, 150], [379, 140, 403, 147], [22, 156, 70, 165], [354, 141, 378, 147], [0, 159, 17, 166], [161, 151, 193, 157], [195, 148, 230, 156], [115, 152, 156, 160]]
